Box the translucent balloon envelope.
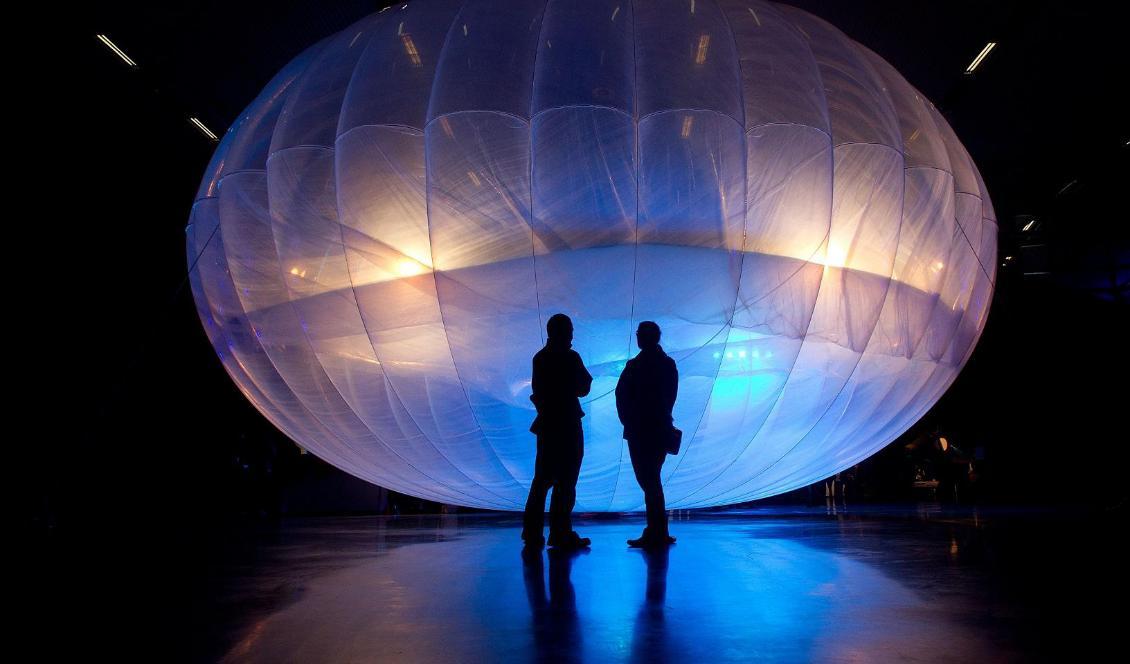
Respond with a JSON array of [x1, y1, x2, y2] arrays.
[[187, 0, 996, 510]]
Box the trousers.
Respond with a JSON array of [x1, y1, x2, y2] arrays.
[[523, 422, 584, 541], [628, 437, 668, 538]]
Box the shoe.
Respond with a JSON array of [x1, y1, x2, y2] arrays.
[[522, 533, 545, 548], [627, 534, 676, 548], [548, 531, 591, 550]]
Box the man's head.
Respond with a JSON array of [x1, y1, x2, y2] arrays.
[[547, 313, 574, 345], [636, 321, 661, 350]]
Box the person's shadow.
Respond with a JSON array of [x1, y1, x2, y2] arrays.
[[629, 545, 671, 662], [522, 546, 587, 663]]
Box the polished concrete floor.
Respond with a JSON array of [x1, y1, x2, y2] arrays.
[[63, 504, 1124, 662]]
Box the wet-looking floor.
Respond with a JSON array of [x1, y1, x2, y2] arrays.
[[77, 505, 1124, 662]]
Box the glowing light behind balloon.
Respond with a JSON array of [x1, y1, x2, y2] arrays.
[[187, 0, 996, 511]]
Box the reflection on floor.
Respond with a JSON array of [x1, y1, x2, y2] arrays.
[[130, 505, 1128, 662]]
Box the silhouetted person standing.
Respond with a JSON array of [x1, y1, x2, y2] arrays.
[[616, 321, 679, 548], [523, 313, 593, 549]]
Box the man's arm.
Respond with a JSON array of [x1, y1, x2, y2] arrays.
[[662, 359, 679, 418], [615, 360, 632, 426], [530, 355, 543, 411], [574, 352, 593, 398]]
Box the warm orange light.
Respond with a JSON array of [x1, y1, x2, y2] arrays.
[[401, 34, 422, 66], [680, 115, 694, 139], [438, 116, 454, 139], [396, 259, 426, 277], [695, 34, 711, 65], [822, 243, 847, 269]]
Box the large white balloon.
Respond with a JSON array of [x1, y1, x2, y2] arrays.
[[187, 0, 996, 510]]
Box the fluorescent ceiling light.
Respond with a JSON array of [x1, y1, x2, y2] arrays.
[[189, 117, 218, 141], [96, 34, 137, 67], [965, 42, 997, 74]]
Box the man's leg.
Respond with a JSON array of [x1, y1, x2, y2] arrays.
[[548, 424, 583, 542], [523, 437, 553, 543], [642, 446, 668, 539], [629, 439, 668, 540]]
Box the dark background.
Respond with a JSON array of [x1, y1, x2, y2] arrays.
[[37, 0, 1127, 545]]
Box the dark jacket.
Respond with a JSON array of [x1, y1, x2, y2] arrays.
[[615, 346, 678, 441], [529, 342, 593, 435]]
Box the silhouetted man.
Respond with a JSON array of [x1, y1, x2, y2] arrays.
[[616, 321, 679, 548], [523, 313, 593, 549]]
